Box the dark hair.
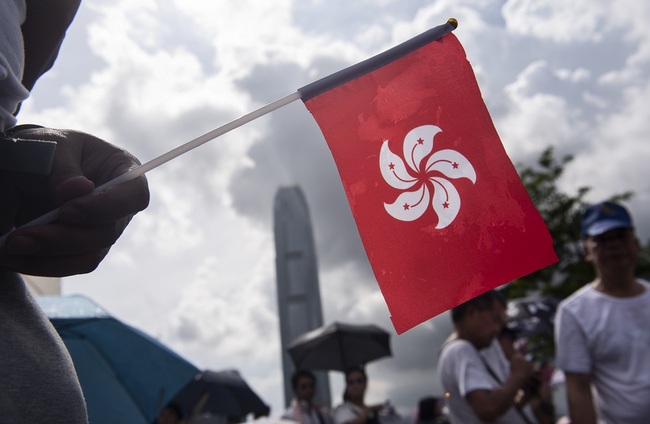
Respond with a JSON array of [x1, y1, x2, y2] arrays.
[[417, 397, 440, 421], [291, 369, 316, 390], [344, 366, 367, 382], [451, 290, 505, 323], [342, 367, 367, 401]]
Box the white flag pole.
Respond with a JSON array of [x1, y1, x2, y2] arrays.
[[0, 91, 302, 247]]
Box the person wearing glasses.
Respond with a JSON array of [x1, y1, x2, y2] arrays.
[[334, 367, 391, 424], [555, 201, 650, 423], [437, 290, 542, 424], [283, 370, 333, 424]]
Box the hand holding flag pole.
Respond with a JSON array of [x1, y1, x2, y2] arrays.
[[0, 91, 302, 247]]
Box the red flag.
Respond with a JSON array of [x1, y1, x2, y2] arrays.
[[300, 22, 558, 334]]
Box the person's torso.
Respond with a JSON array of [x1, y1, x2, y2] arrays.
[[438, 339, 530, 424], [560, 281, 650, 422]]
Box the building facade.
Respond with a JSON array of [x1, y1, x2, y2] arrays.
[[273, 186, 331, 408]]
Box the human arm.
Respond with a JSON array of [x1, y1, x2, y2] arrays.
[[21, 0, 81, 93], [565, 372, 597, 424], [345, 405, 384, 424], [466, 353, 533, 422], [554, 304, 596, 424], [0, 127, 149, 276], [334, 403, 384, 424], [523, 375, 555, 424]]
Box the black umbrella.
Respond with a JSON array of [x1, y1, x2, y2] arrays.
[[169, 369, 269, 419], [506, 297, 558, 337], [287, 322, 392, 372]]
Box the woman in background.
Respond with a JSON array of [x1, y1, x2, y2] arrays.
[[334, 367, 390, 424]]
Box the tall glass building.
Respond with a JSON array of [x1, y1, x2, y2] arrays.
[[273, 186, 331, 408]]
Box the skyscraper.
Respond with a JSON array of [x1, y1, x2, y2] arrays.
[[273, 186, 331, 408]]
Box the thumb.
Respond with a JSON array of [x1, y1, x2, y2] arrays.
[[53, 175, 96, 205]]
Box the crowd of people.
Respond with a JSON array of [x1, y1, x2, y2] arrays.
[[281, 202, 648, 424], [280, 368, 445, 424], [436, 200, 648, 424]]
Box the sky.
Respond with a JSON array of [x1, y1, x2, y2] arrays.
[[19, 0, 650, 418]]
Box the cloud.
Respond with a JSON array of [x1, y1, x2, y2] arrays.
[[503, 0, 611, 43]]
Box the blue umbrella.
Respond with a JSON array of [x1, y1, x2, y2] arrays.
[[37, 295, 199, 424]]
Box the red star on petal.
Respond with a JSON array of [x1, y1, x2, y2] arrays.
[[403, 203, 410, 210], [417, 138, 424, 145], [443, 202, 450, 209], [452, 162, 459, 169], [389, 163, 395, 170]]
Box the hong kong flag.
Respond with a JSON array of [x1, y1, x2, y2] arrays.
[[299, 20, 558, 334]]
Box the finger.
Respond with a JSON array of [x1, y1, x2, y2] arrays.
[[2, 221, 126, 257], [44, 129, 142, 202], [52, 175, 96, 204], [58, 174, 149, 225], [0, 248, 110, 277]]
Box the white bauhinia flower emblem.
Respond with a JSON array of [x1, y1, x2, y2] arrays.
[[380, 125, 476, 228]]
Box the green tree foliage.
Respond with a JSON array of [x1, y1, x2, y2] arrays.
[[507, 146, 642, 300], [502, 147, 650, 361]]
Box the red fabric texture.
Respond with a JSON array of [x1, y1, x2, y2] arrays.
[[303, 34, 557, 334]]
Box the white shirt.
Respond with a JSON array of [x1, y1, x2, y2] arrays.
[[555, 279, 650, 423], [480, 340, 538, 423], [283, 399, 332, 424], [437, 339, 530, 424]]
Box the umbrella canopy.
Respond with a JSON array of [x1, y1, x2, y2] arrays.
[[506, 297, 558, 337], [287, 322, 392, 372], [37, 295, 199, 424], [170, 369, 270, 419]]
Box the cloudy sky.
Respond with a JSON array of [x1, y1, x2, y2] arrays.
[[20, 0, 650, 418]]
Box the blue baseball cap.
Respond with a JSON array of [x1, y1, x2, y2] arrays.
[[581, 201, 634, 238]]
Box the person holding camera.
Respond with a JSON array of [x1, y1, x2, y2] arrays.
[[437, 290, 553, 424], [485, 326, 555, 424]]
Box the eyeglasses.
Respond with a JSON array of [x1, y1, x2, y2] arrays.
[[298, 383, 315, 390], [346, 378, 366, 386], [586, 229, 634, 247]]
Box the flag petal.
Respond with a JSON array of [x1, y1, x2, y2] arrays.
[[384, 184, 429, 222], [403, 125, 440, 172], [430, 177, 461, 229], [426, 149, 477, 182], [380, 140, 417, 190]]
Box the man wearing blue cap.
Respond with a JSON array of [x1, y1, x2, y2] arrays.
[[555, 201, 650, 423]]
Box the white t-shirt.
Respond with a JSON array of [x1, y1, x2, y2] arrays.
[[0, 0, 28, 132], [555, 279, 650, 423], [480, 340, 538, 423], [282, 399, 332, 424], [437, 339, 529, 424], [334, 401, 363, 424]]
